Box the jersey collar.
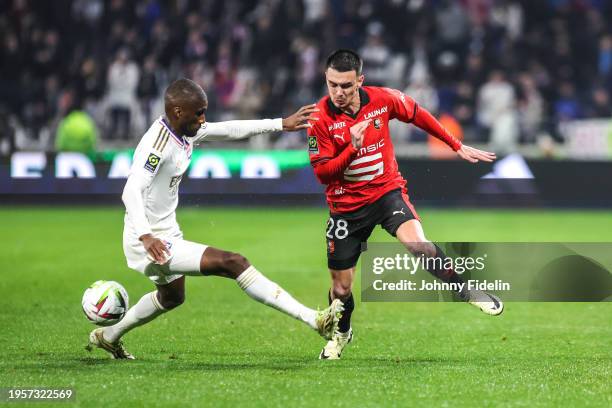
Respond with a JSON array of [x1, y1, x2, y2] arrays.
[[160, 117, 186, 146], [327, 88, 371, 119]]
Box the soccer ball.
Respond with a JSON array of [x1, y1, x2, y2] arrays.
[[82, 280, 129, 326]]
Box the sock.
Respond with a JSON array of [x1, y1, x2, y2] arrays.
[[103, 291, 166, 343], [330, 291, 354, 333], [236, 266, 318, 329], [426, 244, 468, 298]]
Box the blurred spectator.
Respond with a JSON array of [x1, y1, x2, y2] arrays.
[[477, 71, 518, 154], [597, 35, 612, 79], [55, 110, 98, 154], [214, 40, 237, 111], [435, 0, 469, 55], [359, 22, 391, 86], [405, 35, 436, 111], [303, 0, 327, 31], [0, 106, 16, 155], [585, 87, 612, 118], [184, 28, 208, 63], [404, 72, 439, 115], [228, 68, 265, 118], [137, 56, 161, 125], [75, 58, 104, 109], [291, 36, 320, 105], [1, 0, 612, 156], [554, 82, 582, 122], [106, 48, 139, 140], [490, 0, 523, 41], [463, 53, 486, 88], [453, 81, 477, 139], [517, 73, 544, 143], [72, 0, 104, 27]]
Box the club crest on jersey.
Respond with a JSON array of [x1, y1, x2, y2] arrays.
[[144, 153, 161, 173], [373, 118, 382, 129], [308, 136, 319, 153]]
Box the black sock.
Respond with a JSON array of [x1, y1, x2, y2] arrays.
[[329, 291, 354, 333], [426, 245, 467, 297]]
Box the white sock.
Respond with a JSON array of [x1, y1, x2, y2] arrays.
[[103, 291, 166, 343], [236, 266, 317, 329]]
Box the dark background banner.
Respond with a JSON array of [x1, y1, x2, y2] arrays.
[[1, 156, 611, 207]]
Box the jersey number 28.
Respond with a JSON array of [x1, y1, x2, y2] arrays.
[[326, 218, 349, 240]]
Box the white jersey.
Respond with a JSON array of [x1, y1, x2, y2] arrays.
[[122, 116, 283, 240]]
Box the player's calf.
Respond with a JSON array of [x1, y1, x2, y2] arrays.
[[402, 241, 436, 258], [329, 268, 355, 335], [403, 241, 465, 288], [332, 291, 354, 333], [156, 276, 185, 310], [157, 290, 184, 310]]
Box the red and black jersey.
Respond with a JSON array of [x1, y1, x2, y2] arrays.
[[307, 86, 461, 213]]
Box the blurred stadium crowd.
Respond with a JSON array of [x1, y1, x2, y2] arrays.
[[1, 0, 612, 156]]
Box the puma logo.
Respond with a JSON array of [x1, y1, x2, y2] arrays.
[[393, 209, 405, 216], [333, 134, 345, 142]]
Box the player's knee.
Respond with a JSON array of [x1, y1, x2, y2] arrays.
[[222, 251, 250, 277], [332, 281, 352, 299]]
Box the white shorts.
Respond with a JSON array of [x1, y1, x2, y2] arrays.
[[123, 232, 208, 286]]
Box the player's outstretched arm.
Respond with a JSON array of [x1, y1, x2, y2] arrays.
[[456, 145, 496, 163], [193, 104, 319, 143], [409, 102, 496, 163]]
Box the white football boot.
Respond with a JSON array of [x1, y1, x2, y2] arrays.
[[315, 299, 344, 340], [465, 290, 504, 316], [319, 328, 353, 360], [86, 328, 135, 359]]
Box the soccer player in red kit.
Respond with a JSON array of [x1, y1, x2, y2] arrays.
[[308, 49, 504, 360]]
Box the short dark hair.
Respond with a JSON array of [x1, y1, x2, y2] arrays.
[[325, 49, 363, 75], [164, 78, 207, 107]]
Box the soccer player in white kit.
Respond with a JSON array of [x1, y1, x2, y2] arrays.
[[87, 78, 344, 359]]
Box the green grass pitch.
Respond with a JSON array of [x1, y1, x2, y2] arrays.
[[1, 207, 611, 407]]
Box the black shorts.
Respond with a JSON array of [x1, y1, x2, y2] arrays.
[[326, 189, 420, 270]]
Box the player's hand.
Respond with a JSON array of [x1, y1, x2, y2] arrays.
[[282, 104, 319, 131], [456, 145, 496, 163], [350, 119, 371, 149], [140, 234, 170, 264]]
